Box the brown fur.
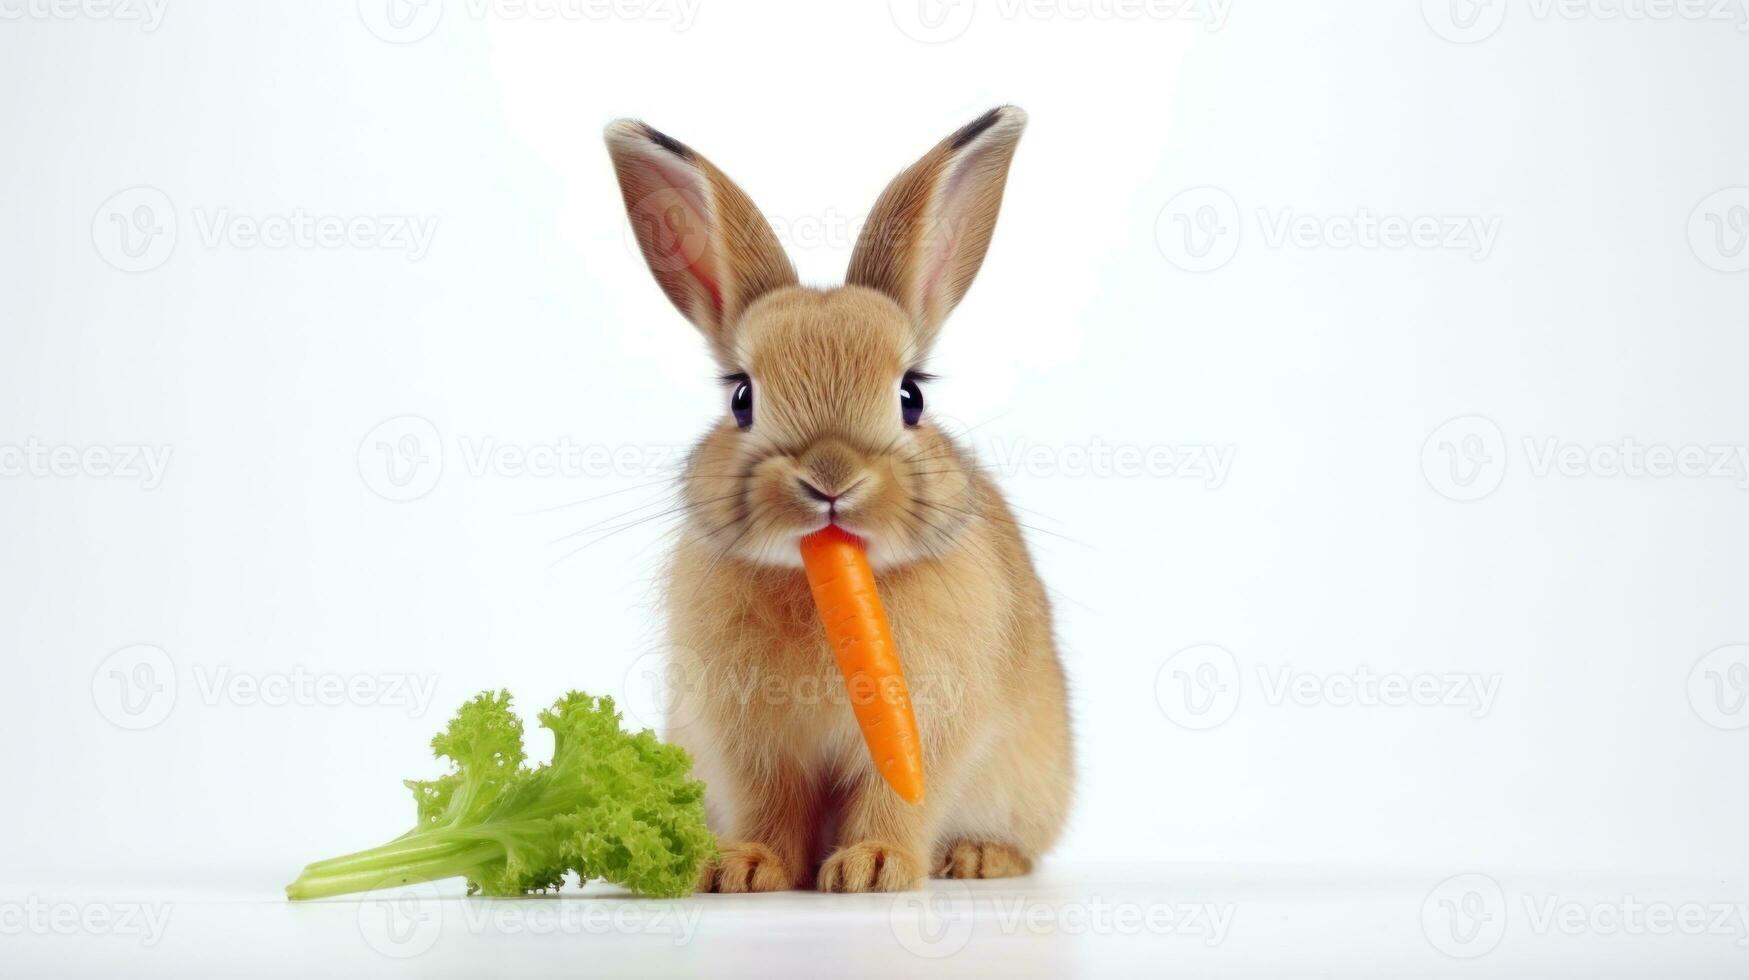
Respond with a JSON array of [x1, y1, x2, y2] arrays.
[[606, 107, 1072, 892]]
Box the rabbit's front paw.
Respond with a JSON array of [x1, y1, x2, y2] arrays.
[[701, 841, 795, 893], [818, 841, 925, 892]]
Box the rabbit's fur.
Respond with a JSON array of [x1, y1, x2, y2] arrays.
[[606, 107, 1072, 892]]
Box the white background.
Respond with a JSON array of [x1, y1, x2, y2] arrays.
[[3, 0, 1748, 975]]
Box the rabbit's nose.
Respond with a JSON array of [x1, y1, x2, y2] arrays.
[[796, 478, 837, 504], [798, 440, 863, 494]]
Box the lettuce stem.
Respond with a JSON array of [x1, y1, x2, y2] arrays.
[[284, 841, 502, 901]]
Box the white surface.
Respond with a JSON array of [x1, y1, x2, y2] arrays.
[[3, 3, 1749, 976], [4, 865, 1746, 977]]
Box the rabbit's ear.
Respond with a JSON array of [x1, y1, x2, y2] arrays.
[[847, 106, 1027, 348], [605, 120, 797, 355]]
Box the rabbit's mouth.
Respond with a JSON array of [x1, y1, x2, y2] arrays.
[[682, 423, 982, 572]]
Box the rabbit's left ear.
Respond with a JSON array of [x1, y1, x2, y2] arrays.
[[847, 106, 1027, 348]]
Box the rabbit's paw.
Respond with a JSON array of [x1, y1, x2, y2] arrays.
[[701, 841, 794, 893], [933, 840, 1033, 879], [818, 841, 925, 893]]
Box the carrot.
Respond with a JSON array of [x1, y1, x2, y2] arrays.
[[798, 526, 926, 805]]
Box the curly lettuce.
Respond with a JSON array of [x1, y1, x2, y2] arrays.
[[285, 691, 713, 900]]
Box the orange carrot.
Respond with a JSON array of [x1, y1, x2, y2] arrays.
[[799, 526, 926, 805]]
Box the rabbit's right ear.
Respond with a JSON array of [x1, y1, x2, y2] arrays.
[[605, 121, 797, 358]]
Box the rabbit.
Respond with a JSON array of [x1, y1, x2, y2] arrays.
[[604, 105, 1073, 892]]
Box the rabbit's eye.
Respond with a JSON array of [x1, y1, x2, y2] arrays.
[[729, 377, 754, 429], [899, 374, 924, 427]]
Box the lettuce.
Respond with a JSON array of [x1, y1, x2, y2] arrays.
[[285, 691, 713, 900]]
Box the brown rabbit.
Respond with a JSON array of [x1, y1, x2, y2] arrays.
[[605, 106, 1073, 892]]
